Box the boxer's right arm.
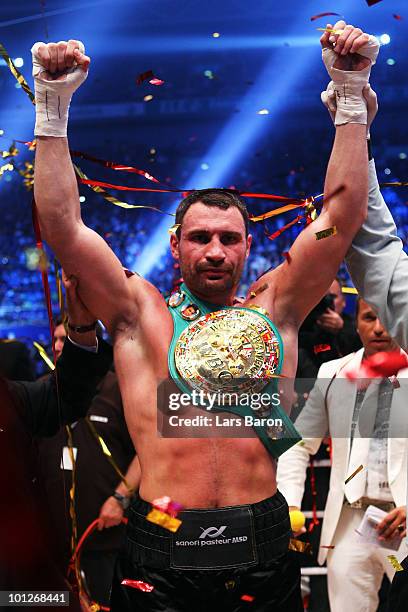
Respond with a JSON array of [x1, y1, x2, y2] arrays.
[[33, 41, 139, 332]]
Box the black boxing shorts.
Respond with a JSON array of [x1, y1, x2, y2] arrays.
[[110, 491, 302, 611]]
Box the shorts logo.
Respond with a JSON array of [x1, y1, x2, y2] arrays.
[[199, 526, 227, 539]]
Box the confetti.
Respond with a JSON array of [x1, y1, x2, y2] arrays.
[[249, 283, 268, 298], [225, 580, 236, 590], [168, 224, 181, 235], [393, 14, 403, 20], [241, 594, 255, 602], [320, 545, 335, 549], [366, 0, 382, 5], [345, 464, 363, 485], [314, 344, 332, 355], [288, 538, 313, 555], [121, 579, 155, 592], [310, 12, 341, 21], [387, 555, 404, 572], [144, 94, 154, 102], [315, 226, 337, 241], [316, 28, 345, 35], [146, 508, 182, 532], [152, 495, 183, 517], [342, 286, 358, 295], [149, 77, 164, 86], [136, 69, 154, 85], [283, 251, 291, 263], [346, 351, 408, 381]]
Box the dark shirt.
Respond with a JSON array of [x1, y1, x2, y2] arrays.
[[38, 369, 135, 561], [0, 338, 112, 603], [297, 313, 362, 381], [0, 338, 35, 381]]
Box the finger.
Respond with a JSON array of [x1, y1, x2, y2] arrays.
[[329, 20, 347, 45], [36, 43, 51, 71], [47, 43, 58, 74], [56, 41, 67, 72], [350, 33, 370, 55], [74, 49, 90, 72], [320, 24, 333, 49], [66, 39, 81, 68], [335, 25, 355, 55], [342, 29, 363, 56], [381, 516, 401, 539]]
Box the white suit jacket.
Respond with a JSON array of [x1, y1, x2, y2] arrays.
[[277, 348, 408, 565]]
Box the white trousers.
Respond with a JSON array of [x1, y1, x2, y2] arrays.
[[326, 506, 406, 612]]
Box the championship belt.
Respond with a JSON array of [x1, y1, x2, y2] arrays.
[[167, 283, 301, 458]]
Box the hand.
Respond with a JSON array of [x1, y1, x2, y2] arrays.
[[320, 21, 379, 127], [376, 506, 406, 540], [320, 20, 378, 71], [62, 269, 96, 327], [97, 496, 124, 530], [321, 82, 378, 135], [316, 308, 344, 334], [289, 506, 307, 537], [33, 40, 90, 80]]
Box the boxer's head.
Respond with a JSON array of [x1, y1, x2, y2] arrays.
[[170, 189, 252, 304], [53, 317, 67, 360]]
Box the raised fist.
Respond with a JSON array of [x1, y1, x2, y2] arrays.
[[32, 40, 90, 80]]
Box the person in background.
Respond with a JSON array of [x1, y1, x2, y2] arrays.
[[38, 315, 140, 606], [277, 299, 407, 612], [0, 273, 112, 610]]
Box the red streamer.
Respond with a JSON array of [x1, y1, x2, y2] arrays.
[[308, 457, 320, 533]]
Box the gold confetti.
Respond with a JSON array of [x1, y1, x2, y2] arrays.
[[146, 508, 182, 533], [289, 538, 313, 555], [387, 555, 404, 572], [33, 341, 55, 371], [249, 283, 268, 298], [342, 286, 358, 295], [345, 464, 364, 485], [315, 226, 337, 241], [168, 223, 181, 235]]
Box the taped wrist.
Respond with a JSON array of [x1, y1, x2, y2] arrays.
[[32, 41, 88, 137]]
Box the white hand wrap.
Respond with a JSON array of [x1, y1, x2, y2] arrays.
[[32, 41, 88, 137], [322, 35, 379, 126]]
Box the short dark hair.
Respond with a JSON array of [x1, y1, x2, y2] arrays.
[[175, 189, 249, 237]]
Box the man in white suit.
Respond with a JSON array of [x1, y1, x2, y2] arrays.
[[277, 298, 407, 612]]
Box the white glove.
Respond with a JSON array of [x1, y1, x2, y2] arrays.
[[322, 34, 379, 126], [321, 80, 378, 137], [32, 40, 89, 137]]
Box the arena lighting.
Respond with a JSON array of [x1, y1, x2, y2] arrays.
[[133, 23, 330, 277]]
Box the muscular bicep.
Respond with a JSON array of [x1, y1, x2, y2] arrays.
[[48, 219, 137, 331], [258, 209, 353, 326]]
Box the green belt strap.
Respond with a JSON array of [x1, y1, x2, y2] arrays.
[[167, 283, 301, 458]]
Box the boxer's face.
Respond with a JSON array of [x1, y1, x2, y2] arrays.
[[170, 202, 251, 301], [357, 300, 397, 358]]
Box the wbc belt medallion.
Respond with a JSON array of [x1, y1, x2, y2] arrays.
[[174, 308, 281, 398]]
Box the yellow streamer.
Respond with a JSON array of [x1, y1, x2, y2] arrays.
[[0, 43, 35, 104], [33, 341, 55, 371]]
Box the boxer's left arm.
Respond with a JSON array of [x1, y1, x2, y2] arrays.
[[251, 23, 376, 326]]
